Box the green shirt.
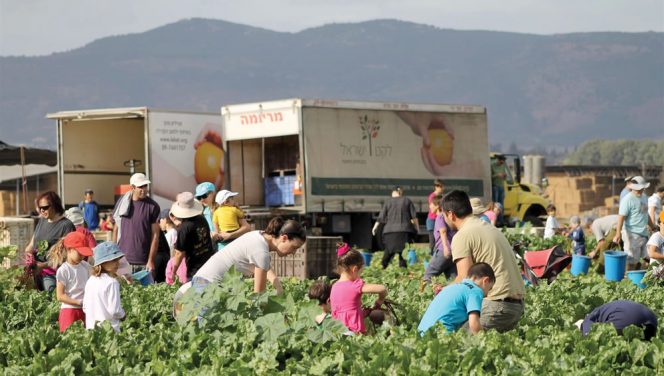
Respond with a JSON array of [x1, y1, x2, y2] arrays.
[[491, 161, 508, 187]]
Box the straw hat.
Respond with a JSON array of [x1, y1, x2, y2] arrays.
[[170, 192, 204, 219], [470, 197, 488, 216]]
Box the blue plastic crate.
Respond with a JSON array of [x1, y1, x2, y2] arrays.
[[264, 177, 283, 206]]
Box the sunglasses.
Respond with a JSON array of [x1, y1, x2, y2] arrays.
[[38, 205, 50, 211], [196, 193, 209, 200]]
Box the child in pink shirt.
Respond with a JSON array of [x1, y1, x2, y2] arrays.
[[330, 245, 387, 334], [165, 258, 188, 285]]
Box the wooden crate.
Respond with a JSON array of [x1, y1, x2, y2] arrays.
[[269, 236, 343, 280], [0, 217, 34, 268]]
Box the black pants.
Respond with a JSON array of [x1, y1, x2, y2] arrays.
[[382, 232, 409, 269]]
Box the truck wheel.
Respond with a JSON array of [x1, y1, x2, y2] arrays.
[[523, 216, 544, 227]]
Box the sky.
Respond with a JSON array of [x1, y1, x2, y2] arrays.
[[1, 0, 663, 56]]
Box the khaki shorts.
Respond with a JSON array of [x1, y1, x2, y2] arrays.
[[480, 299, 525, 333], [622, 230, 648, 264]]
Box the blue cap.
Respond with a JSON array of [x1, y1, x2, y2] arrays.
[[159, 208, 171, 220], [93, 242, 125, 267], [195, 182, 215, 198]]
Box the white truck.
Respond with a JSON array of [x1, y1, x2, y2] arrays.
[[47, 107, 224, 210], [222, 99, 491, 248]]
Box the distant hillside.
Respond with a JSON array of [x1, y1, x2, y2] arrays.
[[1, 18, 662, 149]]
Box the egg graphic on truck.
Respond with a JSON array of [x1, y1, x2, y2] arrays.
[[194, 141, 224, 183], [425, 118, 454, 167]]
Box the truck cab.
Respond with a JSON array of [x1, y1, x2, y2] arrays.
[[492, 153, 549, 226]]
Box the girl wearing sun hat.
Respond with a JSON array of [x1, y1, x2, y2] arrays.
[[82, 242, 126, 332], [48, 232, 93, 332]]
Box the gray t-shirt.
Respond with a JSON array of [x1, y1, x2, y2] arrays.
[[33, 217, 76, 261], [377, 196, 417, 234], [55, 260, 91, 309], [194, 231, 271, 282], [590, 215, 619, 240]]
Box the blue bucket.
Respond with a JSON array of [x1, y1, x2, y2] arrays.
[[626, 270, 647, 288], [570, 254, 591, 276], [604, 251, 627, 282], [407, 249, 417, 265], [362, 252, 373, 267], [132, 269, 154, 286]]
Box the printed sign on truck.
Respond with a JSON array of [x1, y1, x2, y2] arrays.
[[148, 112, 224, 207], [303, 107, 490, 211]]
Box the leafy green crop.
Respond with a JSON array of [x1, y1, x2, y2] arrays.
[[0, 234, 662, 374]]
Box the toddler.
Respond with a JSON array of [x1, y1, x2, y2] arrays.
[[566, 215, 586, 255], [213, 190, 245, 249], [49, 232, 93, 332], [544, 204, 562, 239], [330, 246, 387, 334], [82, 242, 126, 332], [308, 279, 332, 325]]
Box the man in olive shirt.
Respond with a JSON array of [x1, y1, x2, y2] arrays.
[[442, 190, 525, 332], [490, 154, 508, 210]]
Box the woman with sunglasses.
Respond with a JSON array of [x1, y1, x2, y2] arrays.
[[24, 191, 76, 292]]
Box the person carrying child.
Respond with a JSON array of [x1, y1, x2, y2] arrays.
[[418, 262, 495, 335], [213, 190, 251, 250], [82, 242, 126, 332], [330, 245, 388, 334], [308, 280, 332, 325], [49, 232, 93, 332], [564, 215, 586, 255]]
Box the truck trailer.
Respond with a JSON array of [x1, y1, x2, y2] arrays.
[[221, 98, 492, 248]]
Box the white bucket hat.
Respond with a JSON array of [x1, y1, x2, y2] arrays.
[[170, 192, 204, 219], [215, 190, 239, 205], [628, 176, 650, 191], [470, 197, 488, 216]]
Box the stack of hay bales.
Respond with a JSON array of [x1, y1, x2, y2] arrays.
[[545, 175, 617, 217]]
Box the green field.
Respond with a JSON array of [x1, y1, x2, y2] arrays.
[[0, 237, 662, 375]]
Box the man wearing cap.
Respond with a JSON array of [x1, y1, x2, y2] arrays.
[[614, 176, 655, 270], [111, 173, 161, 274], [169, 192, 215, 280], [78, 188, 100, 230]]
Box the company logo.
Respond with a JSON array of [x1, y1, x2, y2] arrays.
[[359, 115, 380, 156]]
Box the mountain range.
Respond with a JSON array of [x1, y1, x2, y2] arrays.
[[1, 18, 662, 149]]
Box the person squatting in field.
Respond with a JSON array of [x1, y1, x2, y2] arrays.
[[442, 190, 525, 332]]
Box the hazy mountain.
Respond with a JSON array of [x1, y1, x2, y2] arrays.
[[1, 18, 662, 149]]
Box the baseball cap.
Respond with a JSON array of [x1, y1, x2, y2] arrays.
[[624, 176, 634, 183], [628, 176, 650, 191], [215, 190, 239, 205], [63, 232, 93, 257], [93, 242, 125, 266], [159, 208, 171, 220], [195, 182, 215, 198], [84, 188, 94, 194], [129, 173, 151, 187]]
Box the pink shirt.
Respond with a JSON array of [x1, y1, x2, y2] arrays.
[[483, 210, 497, 224], [330, 278, 366, 334], [165, 257, 188, 285], [428, 192, 438, 219]]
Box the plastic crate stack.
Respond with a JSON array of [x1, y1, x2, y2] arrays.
[[264, 175, 296, 207]]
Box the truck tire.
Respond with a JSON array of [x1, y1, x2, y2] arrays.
[[523, 216, 544, 227]]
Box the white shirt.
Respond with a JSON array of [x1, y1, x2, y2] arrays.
[[544, 216, 560, 239], [195, 231, 271, 282], [55, 261, 91, 309], [648, 193, 662, 222], [590, 215, 619, 240], [647, 232, 664, 265], [165, 228, 178, 253], [83, 273, 125, 332]]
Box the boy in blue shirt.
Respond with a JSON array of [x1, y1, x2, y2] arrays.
[[418, 262, 495, 335], [78, 188, 100, 230]]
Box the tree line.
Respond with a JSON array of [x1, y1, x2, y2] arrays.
[[563, 140, 664, 166]]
